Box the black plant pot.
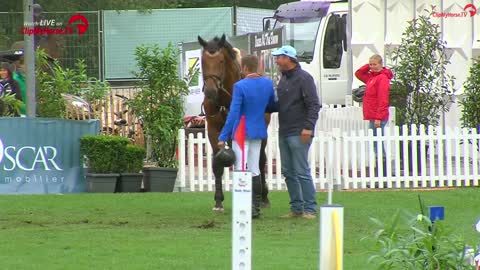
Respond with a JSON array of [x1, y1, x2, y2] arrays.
[[86, 173, 119, 193], [143, 167, 178, 192], [117, 173, 143, 193]]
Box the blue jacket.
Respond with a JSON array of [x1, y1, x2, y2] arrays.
[[219, 77, 276, 142]]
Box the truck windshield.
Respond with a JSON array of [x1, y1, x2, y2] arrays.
[[275, 17, 322, 62]]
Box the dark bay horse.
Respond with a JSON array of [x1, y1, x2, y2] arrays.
[[197, 34, 271, 211]]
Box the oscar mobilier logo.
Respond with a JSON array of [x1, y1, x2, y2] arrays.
[[0, 137, 64, 184]]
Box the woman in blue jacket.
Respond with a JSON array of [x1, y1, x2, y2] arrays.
[[218, 54, 276, 218]]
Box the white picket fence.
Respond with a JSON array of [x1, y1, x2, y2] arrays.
[[176, 107, 480, 191], [336, 125, 480, 189]]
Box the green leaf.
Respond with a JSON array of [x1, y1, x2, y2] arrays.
[[390, 8, 454, 127], [130, 43, 188, 167]]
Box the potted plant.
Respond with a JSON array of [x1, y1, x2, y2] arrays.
[[130, 43, 189, 192], [117, 144, 146, 193], [80, 135, 129, 192], [389, 10, 454, 174]]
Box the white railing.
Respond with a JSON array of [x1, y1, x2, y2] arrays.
[[177, 124, 480, 191], [176, 105, 479, 191], [340, 125, 480, 189], [177, 128, 335, 192]]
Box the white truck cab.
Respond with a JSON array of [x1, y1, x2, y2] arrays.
[[267, 0, 349, 105], [265, 0, 479, 108]]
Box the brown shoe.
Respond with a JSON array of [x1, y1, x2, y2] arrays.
[[302, 213, 317, 220], [280, 212, 304, 218]]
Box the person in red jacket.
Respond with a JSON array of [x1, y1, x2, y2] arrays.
[[355, 54, 393, 128], [355, 54, 393, 174]]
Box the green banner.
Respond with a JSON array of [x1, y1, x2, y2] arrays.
[[0, 118, 99, 194]]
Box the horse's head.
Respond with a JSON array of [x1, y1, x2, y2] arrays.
[[198, 34, 236, 102]]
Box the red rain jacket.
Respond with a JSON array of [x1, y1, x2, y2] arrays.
[[355, 64, 394, 121]]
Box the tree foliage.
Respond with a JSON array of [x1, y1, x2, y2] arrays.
[[0, 93, 23, 116], [130, 43, 188, 168], [36, 48, 109, 118], [390, 9, 454, 127], [459, 58, 480, 130]]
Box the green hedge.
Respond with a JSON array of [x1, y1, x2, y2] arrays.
[[123, 144, 146, 173], [80, 135, 145, 174]]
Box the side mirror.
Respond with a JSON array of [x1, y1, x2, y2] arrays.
[[263, 17, 274, 31], [265, 20, 271, 31]]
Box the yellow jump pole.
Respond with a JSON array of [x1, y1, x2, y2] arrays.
[[319, 205, 344, 270]]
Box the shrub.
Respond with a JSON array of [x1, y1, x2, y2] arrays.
[[130, 43, 189, 168], [367, 210, 472, 270], [80, 135, 130, 173], [36, 48, 110, 118], [459, 58, 480, 130], [390, 9, 454, 127], [122, 144, 145, 173]]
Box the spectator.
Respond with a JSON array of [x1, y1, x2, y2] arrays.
[[13, 57, 26, 115], [0, 62, 23, 102], [272, 45, 321, 220], [355, 54, 394, 175]]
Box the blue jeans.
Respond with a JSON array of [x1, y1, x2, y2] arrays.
[[279, 135, 317, 214], [369, 120, 388, 158]]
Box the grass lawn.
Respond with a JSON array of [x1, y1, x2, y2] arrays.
[[0, 189, 479, 269]]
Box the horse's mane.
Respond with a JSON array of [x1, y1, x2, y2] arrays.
[[232, 47, 241, 65]]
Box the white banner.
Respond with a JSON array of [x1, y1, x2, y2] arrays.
[[185, 49, 204, 105]]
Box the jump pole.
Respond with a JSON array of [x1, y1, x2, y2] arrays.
[[232, 115, 252, 270], [232, 170, 252, 270], [319, 205, 343, 270], [319, 129, 343, 270]]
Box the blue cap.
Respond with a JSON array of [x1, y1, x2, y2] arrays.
[[272, 45, 297, 59]]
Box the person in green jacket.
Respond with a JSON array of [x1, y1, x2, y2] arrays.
[[13, 57, 26, 115]]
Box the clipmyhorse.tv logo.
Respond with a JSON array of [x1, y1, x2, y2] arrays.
[[21, 13, 89, 35], [432, 4, 478, 18]]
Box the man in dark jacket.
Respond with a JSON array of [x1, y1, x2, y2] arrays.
[[272, 45, 321, 219]]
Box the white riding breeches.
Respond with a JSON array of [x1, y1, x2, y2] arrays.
[[232, 139, 262, 176]]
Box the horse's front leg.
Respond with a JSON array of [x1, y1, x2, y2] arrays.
[[260, 138, 271, 208], [212, 156, 225, 211], [207, 125, 225, 212]]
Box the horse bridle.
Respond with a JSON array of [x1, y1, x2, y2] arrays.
[[202, 74, 232, 98], [201, 74, 232, 118]]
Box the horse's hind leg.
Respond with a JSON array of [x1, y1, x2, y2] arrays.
[[213, 158, 225, 211], [260, 139, 271, 208]]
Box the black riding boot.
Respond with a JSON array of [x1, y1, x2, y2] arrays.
[[252, 175, 262, 219]]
